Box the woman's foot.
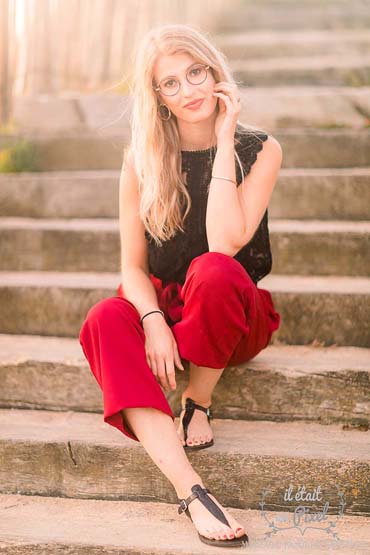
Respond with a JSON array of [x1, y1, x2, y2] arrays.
[[176, 480, 246, 542], [177, 393, 213, 447]]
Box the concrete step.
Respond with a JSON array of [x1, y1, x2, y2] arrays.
[[1, 217, 369, 277], [269, 219, 370, 277], [218, 0, 370, 32], [1, 168, 369, 220], [0, 493, 369, 554], [215, 30, 370, 59], [1, 129, 370, 170], [240, 86, 370, 130], [1, 334, 369, 427], [0, 272, 369, 346], [0, 408, 368, 515], [11, 86, 370, 134], [231, 54, 370, 86]]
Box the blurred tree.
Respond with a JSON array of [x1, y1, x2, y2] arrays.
[[0, 0, 10, 126]]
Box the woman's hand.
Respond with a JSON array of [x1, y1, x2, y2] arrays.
[[142, 316, 185, 392], [212, 82, 241, 144]]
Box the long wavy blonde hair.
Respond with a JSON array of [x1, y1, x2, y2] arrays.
[[125, 23, 266, 247]]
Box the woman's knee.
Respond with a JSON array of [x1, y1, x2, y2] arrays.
[[81, 297, 139, 333], [189, 252, 250, 287]]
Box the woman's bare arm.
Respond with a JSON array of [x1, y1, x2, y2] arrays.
[[119, 147, 162, 323]]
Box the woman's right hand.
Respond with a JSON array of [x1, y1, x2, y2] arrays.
[[142, 314, 185, 391]]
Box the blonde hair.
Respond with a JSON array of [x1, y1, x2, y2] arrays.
[[125, 23, 266, 247]]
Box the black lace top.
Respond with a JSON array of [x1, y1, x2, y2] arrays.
[[146, 126, 272, 287]]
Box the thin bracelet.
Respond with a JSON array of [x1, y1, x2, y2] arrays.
[[140, 309, 164, 325], [212, 175, 237, 185]]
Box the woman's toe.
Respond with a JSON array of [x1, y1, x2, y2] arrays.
[[234, 527, 245, 537]]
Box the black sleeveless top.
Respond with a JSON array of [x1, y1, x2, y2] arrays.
[[146, 126, 272, 287]]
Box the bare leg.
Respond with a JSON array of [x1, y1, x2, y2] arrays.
[[121, 406, 246, 541], [177, 362, 225, 447]]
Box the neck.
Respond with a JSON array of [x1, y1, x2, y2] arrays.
[[177, 110, 218, 150]]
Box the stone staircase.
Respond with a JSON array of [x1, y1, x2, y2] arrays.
[[1, 2, 370, 553]]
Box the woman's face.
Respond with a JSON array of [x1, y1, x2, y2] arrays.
[[153, 52, 218, 122]]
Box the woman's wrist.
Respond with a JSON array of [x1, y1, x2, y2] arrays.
[[140, 309, 165, 326], [216, 136, 235, 150]]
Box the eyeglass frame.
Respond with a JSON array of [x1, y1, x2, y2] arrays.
[[153, 63, 211, 96]]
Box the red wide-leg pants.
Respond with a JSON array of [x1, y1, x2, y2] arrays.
[[79, 252, 281, 442]]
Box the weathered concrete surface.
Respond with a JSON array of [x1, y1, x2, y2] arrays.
[[269, 167, 370, 220], [0, 170, 119, 218], [1, 129, 370, 169], [1, 493, 369, 555], [0, 217, 369, 276], [0, 409, 369, 515], [215, 30, 370, 59], [10, 86, 370, 134], [231, 55, 370, 86], [218, 0, 370, 32], [12, 94, 131, 135], [239, 86, 370, 130], [1, 168, 369, 221], [1, 335, 369, 426], [0, 272, 369, 347], [0, 493, 370, 555]]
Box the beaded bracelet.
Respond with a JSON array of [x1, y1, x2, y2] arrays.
[[212, 175, 237, 185], [140, 309, 165, 325]]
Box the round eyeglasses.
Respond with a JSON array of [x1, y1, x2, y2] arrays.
[[153, 63, 210, 96]]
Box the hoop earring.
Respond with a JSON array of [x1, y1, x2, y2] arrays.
[[159, 103, 171, 121]]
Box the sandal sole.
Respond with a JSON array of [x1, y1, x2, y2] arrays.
[[199, 532, 249, 547], [183, 439, 214, 450], [185, 507, 249, 547]]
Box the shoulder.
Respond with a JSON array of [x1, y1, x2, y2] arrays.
[[258, 134, 283, 164], [235, 125, 282, 169]]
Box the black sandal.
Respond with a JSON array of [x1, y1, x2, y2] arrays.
[[177, 483, 249, 547], [180, 397, 214, 450]]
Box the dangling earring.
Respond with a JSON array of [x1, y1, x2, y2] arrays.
[[159, 103, 171, 121]]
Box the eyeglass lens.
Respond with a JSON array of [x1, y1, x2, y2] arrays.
[[159, 64, 207, 95]]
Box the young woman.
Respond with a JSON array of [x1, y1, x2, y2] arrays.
[[79, 23, 282, 548]]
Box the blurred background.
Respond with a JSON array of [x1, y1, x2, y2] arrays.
[[0, 2, 370, 546], [1, 0, 370, 141]]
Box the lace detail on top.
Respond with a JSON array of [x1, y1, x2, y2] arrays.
[[145, 124, 272, 287]]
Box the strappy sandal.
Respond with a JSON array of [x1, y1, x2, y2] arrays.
[[180, 397, 214, 450], [177, 483, 249, 547]]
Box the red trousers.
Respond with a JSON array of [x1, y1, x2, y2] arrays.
[[79, 252, 281, 442]]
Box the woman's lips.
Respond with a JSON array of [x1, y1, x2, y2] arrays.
[[184, 99, 204, 110]]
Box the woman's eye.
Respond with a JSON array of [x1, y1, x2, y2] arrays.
[[190, 68, 200, 76], [165, 80, 176, 88]]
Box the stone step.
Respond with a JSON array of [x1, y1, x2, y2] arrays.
[[231, 54, 370, 86], [218, 0, 370, 32], [240, 86, 370, 130], [0, 272, 369, 346], [10, 87, 370, 135], [0, 493, 369, 554], [11, 86, 370, 134], [1, 168, 369, 220], [1, 217, 369, 277], [0, 408, 369, 516], [1, 129, 369, 170], [215, 30, 370, 59], [1, 334, 369, 427]]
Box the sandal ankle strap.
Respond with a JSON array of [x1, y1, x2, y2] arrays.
[[177, 483, 211, 514], [184, 397, 213, 419], [177, 484, 231, 529]]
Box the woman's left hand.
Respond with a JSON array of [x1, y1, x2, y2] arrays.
[[212, 82, 241, 144]]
